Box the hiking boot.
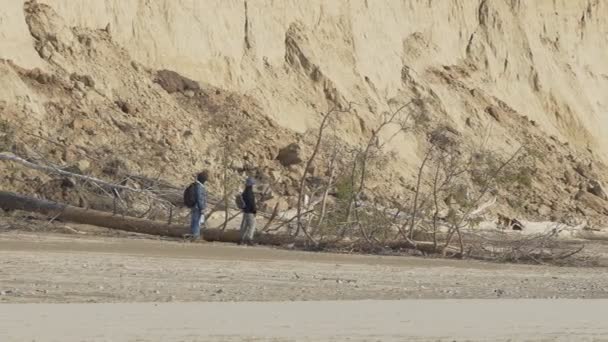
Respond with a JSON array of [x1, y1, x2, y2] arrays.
[[186, 235, 203, 243]]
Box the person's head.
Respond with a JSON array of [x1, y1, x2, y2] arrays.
[[245, 177, 255, 187], [197, 170, 209, 184]]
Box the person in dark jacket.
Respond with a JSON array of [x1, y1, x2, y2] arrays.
[[239, 177, 257, 245], [190, 171, 208, 241]]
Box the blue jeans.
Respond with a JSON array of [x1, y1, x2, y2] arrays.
[[190, 209, 204, 238], [239, 213, 256, 242]]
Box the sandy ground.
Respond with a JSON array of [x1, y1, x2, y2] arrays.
[[2, 300, 608, 341], [1, 231, 608, 303], [1, 231, 608, 341]]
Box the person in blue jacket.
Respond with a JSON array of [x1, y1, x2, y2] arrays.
[[190, 171, 208, 241]]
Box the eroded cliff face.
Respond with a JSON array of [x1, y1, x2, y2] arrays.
[[0, 0, 607, 222], [5, 0, 600, 156]]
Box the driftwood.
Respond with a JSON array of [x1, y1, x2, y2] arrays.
[[0, 152, 177, 208], [0, 153, 144, 195], [0, 191, 455, 254], [0, 191, 293, 245], [0, 151, 294, 225]]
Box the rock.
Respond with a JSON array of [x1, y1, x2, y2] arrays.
[[154, 69, 200, 94], [429, 126, 459, 148], [74, 81, 86, 92], [359, 191, 371, 202], [563, 170, 576, 186], [261, 197, 289, 212], [270, 170, 283, 182], [72, 90, 85, 100], [574, 162, 592, 179], [230, 159, 245, 171], [511, 220, 524, 231], [82, 75, 95, 88], [497, 213, 525, 230], [305, 176, 323, 188], [575, 191, 608, 215], [102, 158, 129, 176], [286, 196, 299, 208], [27, 68, 53, 84], [78, 34, 93, 48], [70, 73, 95, 88], [115, 100, 136, 114], [184, 90, 195, 98], [287, 164, 303, 178], [485, 106, 501, 122], [276, 143, 303, 167], [166, 135, 180, 147], [306, 164, 317, 176], [39, 73, 53, 84], [61, 177, 76, 188], [586, 180, 607, 201], [77, 159, 91, 172], [112, 118, 134, 132], [68, 118, 96, 131], [259, 186, 275, 201], [131, 61, 141, 72], [321, 195, 337, 207], [549, 201, 558, 210], [537, 204, 552, 217], [39, 42, 54, 60]]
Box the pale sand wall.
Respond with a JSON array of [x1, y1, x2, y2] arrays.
[[2, 0, 607, 161]]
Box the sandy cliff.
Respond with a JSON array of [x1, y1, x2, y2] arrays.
[[1, 0, 607, 222], [5, 1, 600, 153]]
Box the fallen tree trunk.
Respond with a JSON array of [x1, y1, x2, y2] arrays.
[[0, 152, 295, 226], [0, 191, 463, 253], [316, 236, 457, 255], [0, 191, 293, 245], [0, 152, 161, 199]]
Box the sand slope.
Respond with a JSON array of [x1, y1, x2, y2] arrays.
[[1, 0, 605, 158]]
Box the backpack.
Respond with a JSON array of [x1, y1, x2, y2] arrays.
[[234, 193, 245, 209], [183, 182, 197, 208]]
